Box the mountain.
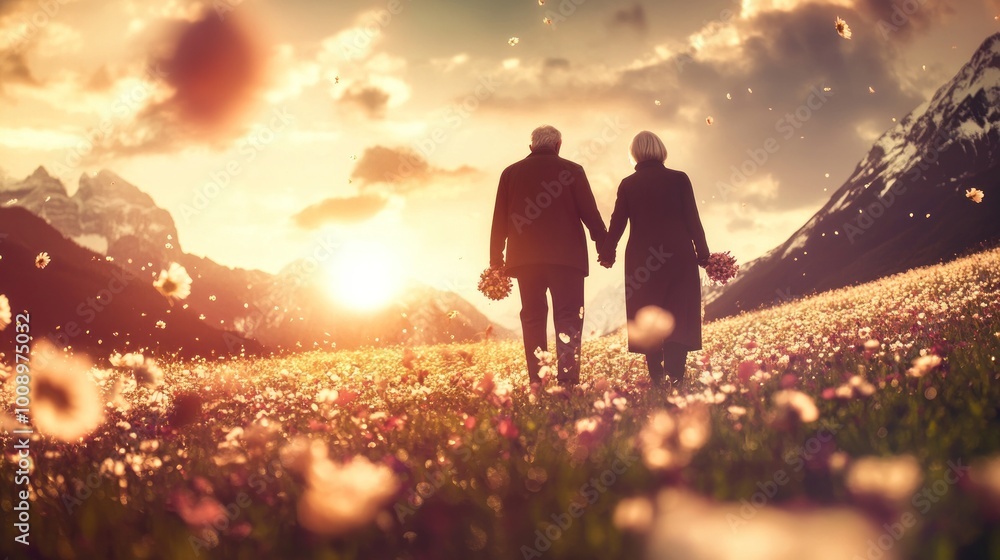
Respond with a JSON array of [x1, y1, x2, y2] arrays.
[[582, 33, 1000, 326], [1, 169, 512, 350], [705, 32, 1000, 319], [0, 207, 262, 361], [226, 259, 509, 351]]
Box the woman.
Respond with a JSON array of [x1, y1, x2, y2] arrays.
[[599, 131, 711, 385]]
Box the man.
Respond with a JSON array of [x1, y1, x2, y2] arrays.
[[490, 125, 608, 385]]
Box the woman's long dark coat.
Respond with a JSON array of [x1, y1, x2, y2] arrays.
[[600, 161, 711, 352]]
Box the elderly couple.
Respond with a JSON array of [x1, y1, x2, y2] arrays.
[[490, 125, 711, 387]]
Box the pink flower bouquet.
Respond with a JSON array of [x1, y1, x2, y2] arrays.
[[705, 252, 739, 285]]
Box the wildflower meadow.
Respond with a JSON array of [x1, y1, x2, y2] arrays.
[[1, 247, 998, 560]]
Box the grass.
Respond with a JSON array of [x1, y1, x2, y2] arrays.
[[2, 248, 999, 560]]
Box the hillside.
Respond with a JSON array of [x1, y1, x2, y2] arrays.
[[704, 32, 1000, 319], [2, 244, 997, 559], [0, 207, 262, 360]]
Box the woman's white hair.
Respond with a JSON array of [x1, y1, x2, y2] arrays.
[[629, 130, 668, 164], [530, 125, 562, 151]]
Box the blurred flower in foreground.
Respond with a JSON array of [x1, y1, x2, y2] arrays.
[[705, 116, 714, 125], [613, 496, 654, 533], [906, 353, 941, 378], [154, 262, 193, 300], [629, 306, 675, 352], [110, 352, 164, 389], [296, 442, 399, 537], [644, 489, 889, 560], [771, 390, 819, 423], [35, 251, 51, 269], [969, 456, 1000, 514], [508, 37, 519, 46], [835, 17, 852, 39], [639, 406, 710, 472], [846, 455, 922, 507], [965, 188, 984, 203], [172, 488, 225, 528], [0, 294, 10, 331], [30, 340, 104, 441]]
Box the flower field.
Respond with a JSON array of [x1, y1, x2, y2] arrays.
[[2, 247, 1000, 560]]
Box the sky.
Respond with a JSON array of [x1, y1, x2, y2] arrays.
[[0, 0, 997, 329]]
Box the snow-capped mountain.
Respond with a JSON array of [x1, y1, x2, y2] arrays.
[[1, 168, 511, 349], [0, 206, 261, 360], [584, 33, 1000, 327], [706, 32, 1000, 320], [2, 167, 181, 261]]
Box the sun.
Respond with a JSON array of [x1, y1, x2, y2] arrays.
[[325, 240, 402, 311]]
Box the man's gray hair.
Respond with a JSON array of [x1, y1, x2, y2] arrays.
[[530, 125, 562, 151]]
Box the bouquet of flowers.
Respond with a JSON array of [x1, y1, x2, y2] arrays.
[[704, 251, 739, 285], [478, 266, 513, 301]]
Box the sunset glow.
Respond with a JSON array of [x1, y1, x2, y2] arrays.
[[325, 240, 401, 311]]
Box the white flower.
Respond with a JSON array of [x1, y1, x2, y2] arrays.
[[110, 352, 164, 389], [297, 452, 399, 537], [966, 188, 984, 203], [639, 406, 710, 472], [835, 17, 852, 39], [613, 497, 654, 533], [153, 262, 192, 300], [846, 455, 922, 504], [35, 252, 51, 269], [575, 416, 600, 435], [772, 390, 819, 423], [628, 306, 675, 351], [906, 354, 941, 378], [29, 340, 104, 442]]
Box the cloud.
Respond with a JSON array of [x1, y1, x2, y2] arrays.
[[158, 9, 267, 129], [85, 65, 115, 91], [609, 4, 648, 33], [350, 145, 478, 193], [0, 48, 38, 90], [82, 9, 271, 162], [340, 84, 391, 118], [480, 2, 930, 213], [292, 194, 388, 228], [0, 0, 30, 19], [543, 58, 571, 71], [853, 0, 955, 40]]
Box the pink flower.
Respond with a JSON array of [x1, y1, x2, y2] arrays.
[[705, 252, 739, 285]]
